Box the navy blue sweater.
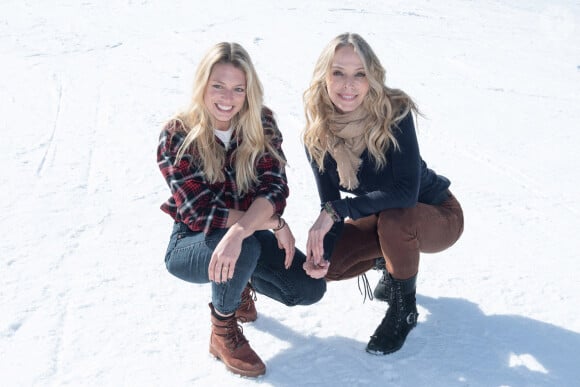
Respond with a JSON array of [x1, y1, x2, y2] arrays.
[[307, 112, 450, 260]]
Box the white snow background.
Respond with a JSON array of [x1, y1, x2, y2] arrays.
[[1, 1, 579, 386]]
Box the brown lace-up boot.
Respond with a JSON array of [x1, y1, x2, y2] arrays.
[[209, 303, 265, 377], [235, 283, 257, 323]]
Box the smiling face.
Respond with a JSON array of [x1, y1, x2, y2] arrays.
[[204, 62, 247, 130], [325, 45, 370, 113]]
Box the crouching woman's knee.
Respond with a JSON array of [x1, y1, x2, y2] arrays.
[[293, 278, 327, 306]]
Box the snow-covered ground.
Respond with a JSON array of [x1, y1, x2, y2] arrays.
[[1, 1, 579, 386]]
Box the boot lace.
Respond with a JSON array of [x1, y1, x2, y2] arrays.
[[215, 317, 249, 351], [357, 273, 374, 303], [239, 283, 257, 312]]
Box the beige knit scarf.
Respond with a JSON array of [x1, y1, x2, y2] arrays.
[[328, 107, 370, 190]]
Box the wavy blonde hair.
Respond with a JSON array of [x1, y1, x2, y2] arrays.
[[173, 42, 284, 194], [303, 33, 418, 172]]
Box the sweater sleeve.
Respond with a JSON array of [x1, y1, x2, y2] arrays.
[[306, 148, 345, 262], [332, 112, 421, 220]]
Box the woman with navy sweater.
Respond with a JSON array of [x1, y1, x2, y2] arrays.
[[302, 33, 464, 355]]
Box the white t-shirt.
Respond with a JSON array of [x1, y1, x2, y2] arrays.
[[214, 127, 234, 150]]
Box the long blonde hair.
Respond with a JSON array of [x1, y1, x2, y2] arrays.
[[173, 42, 284, 194], [303, 33, 418, 172]]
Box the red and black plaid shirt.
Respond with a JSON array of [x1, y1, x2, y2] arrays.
[[157, 108, 288, 234]]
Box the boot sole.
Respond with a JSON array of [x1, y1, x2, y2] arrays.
[[209, 347, 266, 377], [235, 314, 257, 323], [365, 343, 404, 356]]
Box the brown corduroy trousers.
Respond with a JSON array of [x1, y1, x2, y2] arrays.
[[325, 191, 464, 281]]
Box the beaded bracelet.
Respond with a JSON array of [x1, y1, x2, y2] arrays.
[[273, 215, 287, 232], [323, 201, 341, 222]]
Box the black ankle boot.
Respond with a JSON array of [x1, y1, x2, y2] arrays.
[[373, 268, 393, 303], [372, 259, 393, 303], [366, 274, 418, 355]]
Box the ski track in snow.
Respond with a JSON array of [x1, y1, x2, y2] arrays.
[[35, 76, 62, 178], [1, 1, 579, 386]]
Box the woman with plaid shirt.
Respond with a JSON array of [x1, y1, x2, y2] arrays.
[[157, 42, 325, 377]]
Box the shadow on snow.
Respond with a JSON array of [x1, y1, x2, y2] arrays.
[[251, 295, 580, 387]]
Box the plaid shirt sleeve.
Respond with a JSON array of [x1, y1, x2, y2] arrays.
[[255, 108, 289, 216], [157, 122, 229, 233]]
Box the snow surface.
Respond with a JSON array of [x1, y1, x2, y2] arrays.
[[1, 1, 579, 386]]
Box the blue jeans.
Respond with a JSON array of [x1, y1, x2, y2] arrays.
[[164, 222, 326, 315]]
